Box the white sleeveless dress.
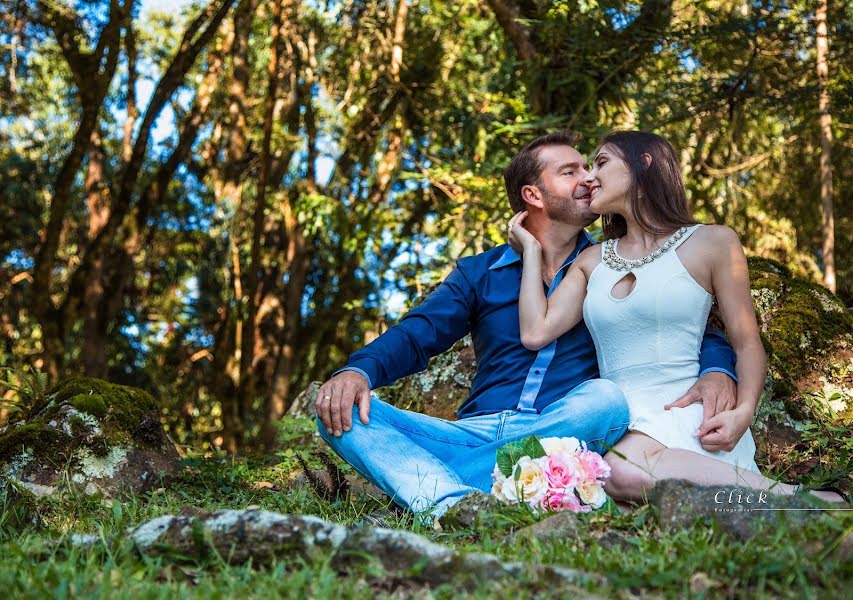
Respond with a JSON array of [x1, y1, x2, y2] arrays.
[[582, 224, 760, 472]]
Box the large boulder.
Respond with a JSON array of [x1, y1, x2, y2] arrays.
[[747, 259, 852, 469], [0, 377, 180, 499], [648, 479, 821, 541], [295, 258, 852, 478]]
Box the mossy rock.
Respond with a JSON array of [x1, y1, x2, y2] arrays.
[[378, 335, 475, 420], [0, 377, 180, 499], [747, 258, 853, 477], [0, 476, 45, 531]]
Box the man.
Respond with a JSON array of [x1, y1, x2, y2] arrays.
[[315, 130, 737, 520]]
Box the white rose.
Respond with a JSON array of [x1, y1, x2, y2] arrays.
[[577, 482, 608, 508], [502, 456, 550, 506], [540, 436, 581, 456], [491, 464, 509, 502]]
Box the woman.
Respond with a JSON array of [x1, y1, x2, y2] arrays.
[[509, 131, 844, 503]]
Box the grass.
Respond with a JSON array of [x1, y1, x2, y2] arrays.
[[1, 419, 851, 599]]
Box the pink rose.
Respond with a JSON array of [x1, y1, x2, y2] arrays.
[[541, 490, 591, 513], [544, 453, 583, 492], [577, 448, 611, 483]]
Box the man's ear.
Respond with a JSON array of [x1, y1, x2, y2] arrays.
[[640, 153, 653, 169], [521, 184, 544, 209]]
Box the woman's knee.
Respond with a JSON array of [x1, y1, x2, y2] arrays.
[[605, 454, 656, 501]]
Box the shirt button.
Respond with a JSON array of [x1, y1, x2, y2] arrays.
[[535, 369, 541, 374]]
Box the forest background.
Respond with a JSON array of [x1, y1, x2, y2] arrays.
[[1, 0, 849, 453]]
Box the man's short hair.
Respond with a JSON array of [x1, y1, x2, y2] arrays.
[[504, 130, 581, 212]]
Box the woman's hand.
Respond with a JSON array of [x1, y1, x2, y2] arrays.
[[694, 405, 753, 452], [508, 211, 540, 254]]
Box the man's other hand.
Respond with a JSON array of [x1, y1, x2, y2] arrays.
[[663, 371, 737, 451], [316, 370, 372, 437]]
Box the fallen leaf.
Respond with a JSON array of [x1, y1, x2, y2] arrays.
[[690, 572, 721, 593]]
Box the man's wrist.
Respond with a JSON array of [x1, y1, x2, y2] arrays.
[[698, 367, 737, 382], [332, 366, 372, 389]]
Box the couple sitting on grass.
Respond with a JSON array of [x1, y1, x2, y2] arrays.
[[314, 129, 846, 523]]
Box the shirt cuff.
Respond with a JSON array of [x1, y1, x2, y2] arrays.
[[698, 367, 738, 383], [332, 366, 373, 389]]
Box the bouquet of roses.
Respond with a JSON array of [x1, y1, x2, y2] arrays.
[[491, 435, 611, 513]]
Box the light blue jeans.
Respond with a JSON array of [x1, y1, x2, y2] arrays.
[[317, 379, 630, 519]]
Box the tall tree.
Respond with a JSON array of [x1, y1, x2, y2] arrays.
[[816, 0, 835, 292]]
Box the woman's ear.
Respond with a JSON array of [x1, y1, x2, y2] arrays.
[[640, 153, 653, 169]]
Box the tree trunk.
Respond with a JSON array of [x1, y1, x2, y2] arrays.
[[816, 0, 835, 293], [31, 0, 131, 379], [217, 0, 257, 448], [122, 24, 138, 165], [240, 0, 288, 442], [82, 128, 110, 377]]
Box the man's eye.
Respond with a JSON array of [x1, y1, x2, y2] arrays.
[[563, 170, 573, 176]]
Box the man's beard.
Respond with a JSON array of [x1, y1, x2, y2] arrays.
[[541, 189, 598, 227]]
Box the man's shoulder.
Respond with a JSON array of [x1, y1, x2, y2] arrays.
[[454, 244, 514, 277]]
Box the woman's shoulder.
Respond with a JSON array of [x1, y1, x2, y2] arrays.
[[574, 243, 602, 273], [692, 223, 741, 247]]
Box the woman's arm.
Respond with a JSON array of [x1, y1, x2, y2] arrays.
[[696, 226, 767, 450], [509, 213, 590, 350], [519, 252, 588, 351], [710, 227, 767, 413]]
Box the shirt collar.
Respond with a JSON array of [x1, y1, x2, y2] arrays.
[[489, 230, 596, 271]]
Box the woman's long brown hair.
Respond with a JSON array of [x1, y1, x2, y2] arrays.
[[598, 131, 697, 240]]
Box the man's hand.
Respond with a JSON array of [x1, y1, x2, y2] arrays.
[[693, 406, 752, 452], [316, 370, 371, 438], [664, 371, 737, 451]]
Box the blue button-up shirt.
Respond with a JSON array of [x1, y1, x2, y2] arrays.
[[341, 232, 736, 419]]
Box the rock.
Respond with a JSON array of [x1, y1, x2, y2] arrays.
[[594, 530, 635, 551], [128, 508, 604, 592], [508, 511, 583, 544], [286, 382, 320, 419], [648, 479, 823, 541], [0, 475, 44, 530], [353, 505, 409, 529], [747, 259, 853, 473], [380, 336, 476, 421], [438, 491, 506, 531], [0, 377, 180, 499]]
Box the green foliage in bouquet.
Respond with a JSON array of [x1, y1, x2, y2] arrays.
[[496, 435, 547, 478]]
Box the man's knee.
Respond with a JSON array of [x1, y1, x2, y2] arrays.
[[576, 379, 630, 420], [315, 403, 361, 443]]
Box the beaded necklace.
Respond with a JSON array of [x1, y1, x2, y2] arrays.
[[601, 226, 689, 271]]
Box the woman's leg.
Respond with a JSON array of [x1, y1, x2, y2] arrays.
[[604, 431, 811, 502]]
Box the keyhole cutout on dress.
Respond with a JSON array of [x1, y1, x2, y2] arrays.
[[610, 272, 638, 300]]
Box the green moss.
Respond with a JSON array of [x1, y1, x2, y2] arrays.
[[0, 422, 65, 465], [765, 280, 852, 377], [47, 377, 160, 443], [67, 416, 89, 437], [68, 393, 107, 418]]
